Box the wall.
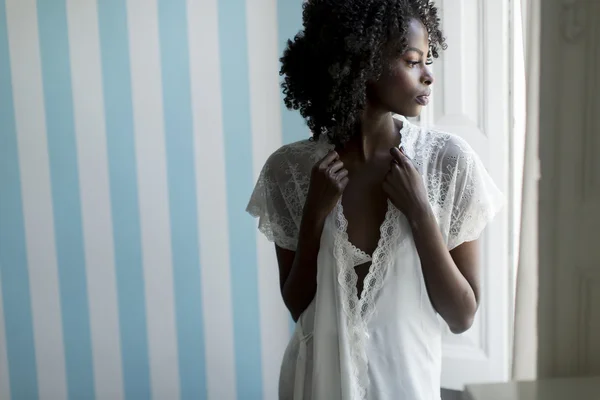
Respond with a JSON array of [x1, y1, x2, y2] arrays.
[[0, 0, 306, 399]]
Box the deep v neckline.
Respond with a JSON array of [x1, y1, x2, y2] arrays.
[[334, 117, 405, 257], [337, 197, 392, 261], [335, 197, 396, 304], [329, 114, 415, 319]]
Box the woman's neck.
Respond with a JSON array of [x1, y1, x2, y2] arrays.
[[342, 110, 402, 163]]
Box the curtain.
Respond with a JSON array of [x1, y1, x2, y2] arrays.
[[511, 0, 540, 381]]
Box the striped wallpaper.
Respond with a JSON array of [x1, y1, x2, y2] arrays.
[[0, 0, 306, 399]]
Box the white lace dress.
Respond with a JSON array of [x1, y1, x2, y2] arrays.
[[246, 116, 504, 400]]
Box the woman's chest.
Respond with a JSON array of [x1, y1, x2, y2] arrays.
[[340, 161, 390, 255], [337, 161, 391, 296]]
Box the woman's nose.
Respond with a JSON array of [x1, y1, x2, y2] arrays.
[[422, 68, 434, 85]]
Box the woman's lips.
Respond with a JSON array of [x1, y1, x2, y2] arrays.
[[416, 95, 429, 106]]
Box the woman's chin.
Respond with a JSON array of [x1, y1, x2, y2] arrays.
[[397, 106, 422, 119]]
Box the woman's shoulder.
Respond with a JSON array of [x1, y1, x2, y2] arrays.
[[408, 123, 477, 171], [263, 137, 330, 178]]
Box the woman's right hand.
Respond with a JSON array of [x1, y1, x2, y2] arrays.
[[303, 150, 349, 221]]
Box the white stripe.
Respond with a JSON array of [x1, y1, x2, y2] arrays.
[[187, 1, 237, 399], [126, 0, 180, 398], [5, 1, 67, 399], [246, 1, 289, 399], [65, 1, 124, 399], [0, 278, 11, 400]]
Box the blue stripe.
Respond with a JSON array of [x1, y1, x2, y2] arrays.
[[0, 2, 39, 398], [35, 1, 95, 398], [157, 1, 208, 399], [277, 0, 307, 145], [217, 1, 264, 398], [278, 0, 307, 336], [96, 1, 151, 398]]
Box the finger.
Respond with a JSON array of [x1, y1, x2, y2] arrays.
[[400, 146, 416, 165], [390, 147, 405, 164], [392, 147, 416, 171], [339, 176, 350, 189], [389, 162, 402, 177], [327, 161, 345, 174], [383, 169, 393, 181], [335, 169, 349, 181], [320, 150, 339, 167]]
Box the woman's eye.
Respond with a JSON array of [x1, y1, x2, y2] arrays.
[[407, 61, 420, 67]]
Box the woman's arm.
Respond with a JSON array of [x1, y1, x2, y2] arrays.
[[276, 212, 327, 322], [383, 146, 481, 333], [275, 150, 349, 321], [408, 210, 480, 333]]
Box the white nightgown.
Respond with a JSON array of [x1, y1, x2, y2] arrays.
[[246, 115, 504, 400]]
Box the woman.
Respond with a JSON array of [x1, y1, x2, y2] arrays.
[[246, 0, 504, 399]]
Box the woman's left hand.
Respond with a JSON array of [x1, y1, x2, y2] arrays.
[[383, 147, 432, 222]]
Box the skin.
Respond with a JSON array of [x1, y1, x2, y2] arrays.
[[275, 18, 480, 334]]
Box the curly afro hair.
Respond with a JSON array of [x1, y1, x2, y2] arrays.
[[280, 0, 446, 146]]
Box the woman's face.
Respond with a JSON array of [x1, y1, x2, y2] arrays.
[[368, 18, 435, 118]]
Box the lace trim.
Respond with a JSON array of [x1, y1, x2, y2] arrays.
[[246, 203, 298, 250], [345, 241, 372, 268], [333, 198, 404, 399], [329, 117, 413, 399]]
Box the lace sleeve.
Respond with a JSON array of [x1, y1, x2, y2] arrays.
[[445, 139, 505, 250], [246, 150, 301, 251]]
